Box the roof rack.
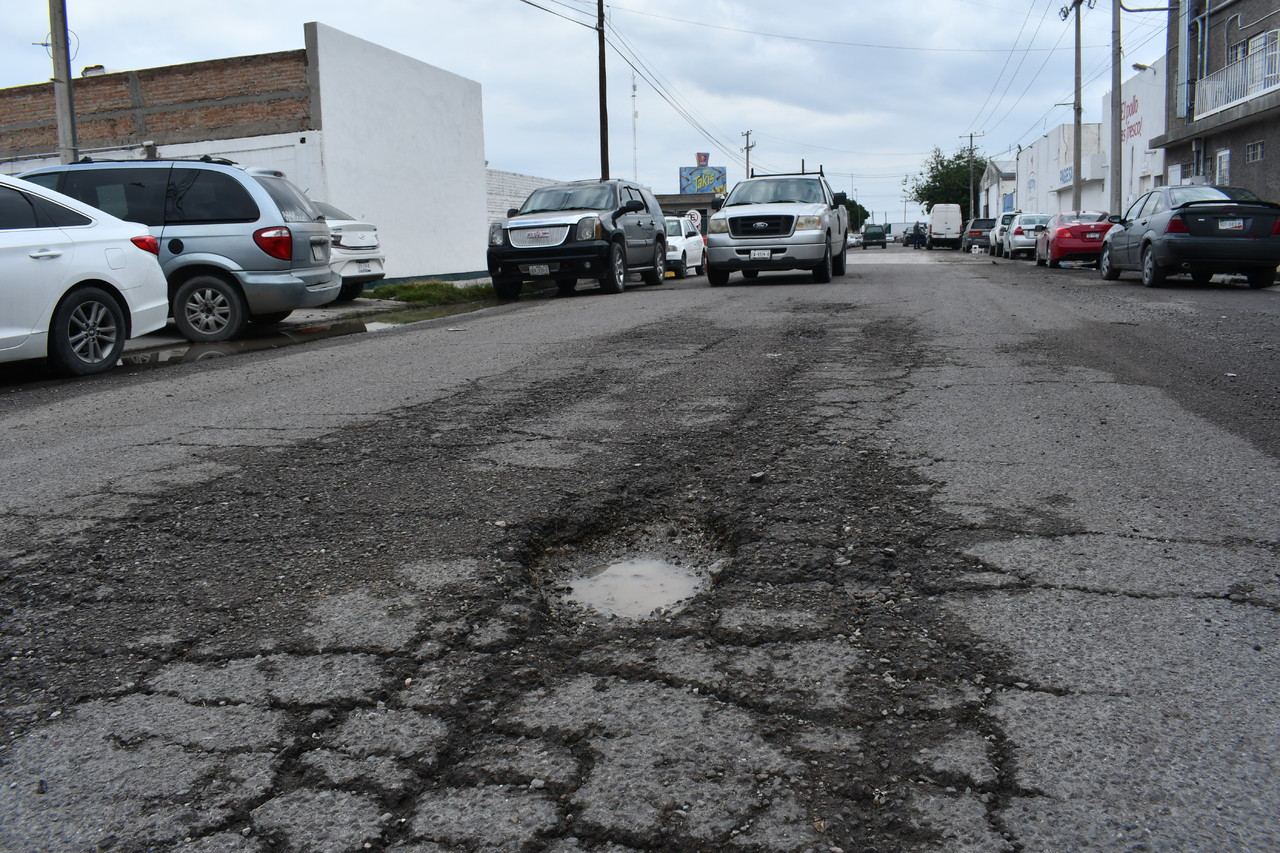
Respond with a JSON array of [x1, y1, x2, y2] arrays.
[[73, 154, 241, 166], [749, 165, 825, 178]]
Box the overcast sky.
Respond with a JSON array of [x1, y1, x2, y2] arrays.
[[4, 1, 1167, 221]]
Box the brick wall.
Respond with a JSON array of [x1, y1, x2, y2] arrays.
[[486, 168, 561, 221], [0, 51, 313, 159]]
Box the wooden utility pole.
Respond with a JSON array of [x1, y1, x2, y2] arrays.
[[49, 0, 78, 163], [742, 130, 754, 177], [597, 0, 609, 180], [1061, 0, 1087, 211]]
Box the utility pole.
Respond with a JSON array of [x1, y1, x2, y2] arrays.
[[1061, 0, 1091, 210], [741, 130, 754, 177], [631, 72, 637, 180], [597, 0, 609, 180], [48, 0, 78, 164], [960, 131, 984, 221], [1109, 0, 1122, 213]]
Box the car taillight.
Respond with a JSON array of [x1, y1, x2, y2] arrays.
[[130, 235, 159, 255], [1056, 228, 1071, 239], [1164, 216, 1188, 234], [1013, 226, 1024, 236], [254, 226, 293, 260], [1271, 218, 1280, 236]]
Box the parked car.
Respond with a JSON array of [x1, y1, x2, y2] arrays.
[[847, 231, 862, 248], [960, 217, 996, 252], [861, 223, 887, 249], [988, 212, 1017, 256], [312, 200, 385, 302], [487, 178, 665, 298], [1034, 211, 1115, 268], [0, 173, 168, 375], [1001, 213, 1051, 259], [664, 215, 705, 278], [1099, 185, 1280, 288], [20, 158, 339, 342], [903, 222, 927, 248]]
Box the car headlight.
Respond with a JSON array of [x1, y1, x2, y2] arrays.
[[708, 218, 727, 234], [489, 222, 505, 247], [795, 216, 821, 231], [576, 217, 603, 241]]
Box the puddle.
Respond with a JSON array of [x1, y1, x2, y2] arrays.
[[563, 557, 707, 619]]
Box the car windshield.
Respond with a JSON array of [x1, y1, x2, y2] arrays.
[[520, 184, 616, 214], [725, 178, 823, 206], [864, 226, 884, 236], [665, 219, 683, 237], [1019, 215, 1051, 226], [1059, 211, 1108, 223], [1167, 185, 1262, 206]]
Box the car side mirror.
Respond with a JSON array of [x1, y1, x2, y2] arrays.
[[1034, 224, 1046, 232], [507, 208, 520, 218], [833, 192, 847, 205], [612, 198, 645, 222], [1107, 214, 1123, 224], [712, 197, 724, 211]]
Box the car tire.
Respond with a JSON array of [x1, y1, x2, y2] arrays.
[[599, 242, 627, 293], [812, 245, 833, 283], [556, 278, 577, 296], [47, 286, 126, 376], [493, 277, 523, 300], [673, 253, 687, 279], [1047, 254, 1061, 269], [833, 241, 847, 275], [1247, 268, 1276, 289], [334, 280, 365, 302], [1099, 244, 1121, 280], [249, 311, 292, 325], [707, 265, 729, 287], [173, 275, 247, 343], [641, 242, 665, 286], [1140, 245, 1166, 288], [1035, 247, 1047, 266]]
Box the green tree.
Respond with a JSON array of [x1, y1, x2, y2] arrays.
[[844, 200, 871, 230], [905, 147, 989, 222]]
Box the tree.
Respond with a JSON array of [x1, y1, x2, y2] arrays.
[[844, 200, 871, 231], [905, 147, 989, 222]]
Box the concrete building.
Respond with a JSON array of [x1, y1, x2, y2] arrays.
[[0, 23, 487, 279], [1015, 122, 1106, 214], [1101, 58, 1168, 212], [1150, 0, 1280, 200], [980, 159, 1016, 218]]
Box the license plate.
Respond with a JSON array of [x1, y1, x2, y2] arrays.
[[311, 244, 324, 261], [529, 264, 550, 276], [749, 249, 771, 261], [1085, 232, 1099, 239], [1218, 218, 1244, 230]]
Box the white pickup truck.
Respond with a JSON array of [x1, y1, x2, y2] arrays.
[[705, 170, 849, 286]]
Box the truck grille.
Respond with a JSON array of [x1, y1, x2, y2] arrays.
[[727, 215, 794, 238], [509, 225, 570, 248]]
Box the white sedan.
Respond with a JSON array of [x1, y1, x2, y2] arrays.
[[664, 215, 705, 278], [0, 174, 168, 375], [313, 200, 386, 302]]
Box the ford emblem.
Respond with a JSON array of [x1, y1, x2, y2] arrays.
[[752, 221, 769, 229]]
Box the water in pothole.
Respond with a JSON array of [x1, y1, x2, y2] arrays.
[[563, 557, 708, 619]]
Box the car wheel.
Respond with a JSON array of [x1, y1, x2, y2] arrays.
[[249, 311, 292, 324], [861, 244, 867, 250], [1190, 271, 1213, 286], [334, 280, 365, 302], [1247, 268, 1276, 289], [173, 275, 247, 342], [1099, 244, 1121, 280], [492, 277, 522, 300], [812, 245, 833, 283], [47, 286, 126, 376], [599, 242, 627, 293], [707, 265, 729, 287], [832, 241, 847, 275], [641, 242, 664, 286], [556, 278, 577, 296], [673, 253, 687, 279], [1047, 253, 1061, 269], [1140, 246, 1166, 288], [1035, 246, 1047, 266]]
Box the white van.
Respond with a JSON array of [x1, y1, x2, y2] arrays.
[[926, 203, 963, 250]]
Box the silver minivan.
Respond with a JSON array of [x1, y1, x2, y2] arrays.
[[21, 159, 339, 342]]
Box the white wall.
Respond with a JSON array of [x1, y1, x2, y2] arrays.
[[487, 168, 560, 223], [1016, 123, 1107, 214], [307, 23, 486, 279], [1100, 59, 1167, 212]]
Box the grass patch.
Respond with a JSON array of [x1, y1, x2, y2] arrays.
[[368, 279, 495, 305]]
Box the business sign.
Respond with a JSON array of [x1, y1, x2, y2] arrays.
[[679, 166, 726, 194]]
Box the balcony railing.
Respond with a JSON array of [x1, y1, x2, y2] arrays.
[[1195, 30, 1280, 120]]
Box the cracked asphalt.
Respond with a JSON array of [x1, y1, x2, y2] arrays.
[[1, 249, 1277, 852]]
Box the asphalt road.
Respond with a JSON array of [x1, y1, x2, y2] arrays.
[[1, 248, 1277, 852]]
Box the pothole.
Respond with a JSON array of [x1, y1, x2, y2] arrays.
[[537, 519, 728, 620]]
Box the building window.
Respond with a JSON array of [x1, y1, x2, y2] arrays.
[[1246, 141, 1265, 162], [1215, 149, 1230, 185]]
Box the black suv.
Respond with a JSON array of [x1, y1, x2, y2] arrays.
[[21, 158, 338, 342], [861, 224, 887, 249], [486, 179, 666, 298]]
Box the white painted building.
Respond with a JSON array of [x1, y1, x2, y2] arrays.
[[1100, 59, 1167, 212], [1016, 122, 1107, 215]]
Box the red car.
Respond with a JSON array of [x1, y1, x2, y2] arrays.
[[1034, 211, 1115, 268]]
